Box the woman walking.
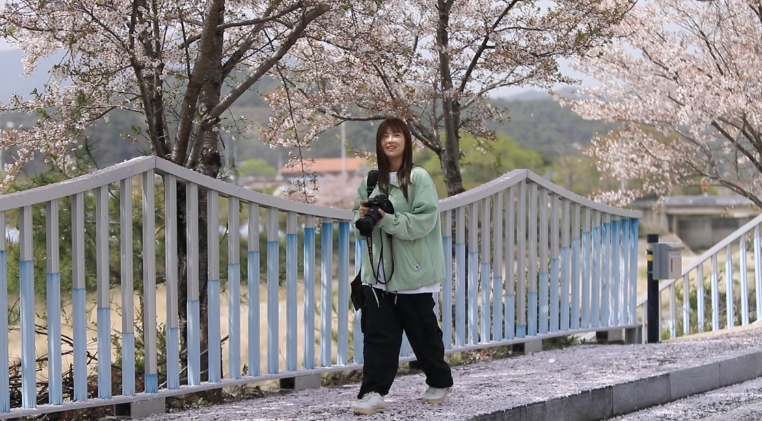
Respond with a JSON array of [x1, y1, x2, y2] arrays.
[[351, 117, 453, 415]]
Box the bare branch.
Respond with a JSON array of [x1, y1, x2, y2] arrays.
[[206, 4, 330, 122]]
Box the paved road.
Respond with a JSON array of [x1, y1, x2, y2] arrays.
[[609, 376, 762, 421]]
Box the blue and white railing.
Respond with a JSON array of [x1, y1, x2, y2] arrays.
[[637, 212, 762, 340], [435, 170, 641, 352], [0, 157, 640, 418]]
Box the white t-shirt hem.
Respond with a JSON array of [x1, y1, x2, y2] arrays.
[[371, 281, 441, 294]]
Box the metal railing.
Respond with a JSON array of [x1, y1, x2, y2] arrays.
[[437, 170, 641, 350], [637, 212, 762, 340], [0, 157, 641, 418]]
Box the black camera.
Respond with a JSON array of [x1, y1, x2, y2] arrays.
[[355, 194, 395, 237]]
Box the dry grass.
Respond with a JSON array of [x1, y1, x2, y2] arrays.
[[10, 279, 355, 388]]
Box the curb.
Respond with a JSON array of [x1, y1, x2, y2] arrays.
[[469, 350, 762, 421]]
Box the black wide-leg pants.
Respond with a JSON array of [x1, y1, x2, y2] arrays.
[[358, 285, 453, 399]]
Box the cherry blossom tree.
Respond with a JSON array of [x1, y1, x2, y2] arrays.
[[264, 0, 634, 196], [0, 0, 331, 383], [561, 0, 762, 207], [1, 0, 329, 179]]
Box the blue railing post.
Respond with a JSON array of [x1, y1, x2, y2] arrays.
[[442, 210, 453, 349], [305, 216, 317, 367], [19, 206, 35, 408], [0, 212, 8, 413], [267, 208, 280, 374], [248, 203, 261, 376]]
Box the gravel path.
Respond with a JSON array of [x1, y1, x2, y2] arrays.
[[140, 327, 762, 421]]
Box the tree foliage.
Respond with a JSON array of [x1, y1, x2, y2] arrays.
[[415, 134, 545, 197], [548, 154, 620, 197], [237, 157, 276, 177], [264, 0, 634, 197], [562, 0, 762, 206]]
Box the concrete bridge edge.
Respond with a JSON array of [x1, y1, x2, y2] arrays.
[[468, 350, 762, 421]]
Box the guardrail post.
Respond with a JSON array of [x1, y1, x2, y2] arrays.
[[647, 233, 660, 343]]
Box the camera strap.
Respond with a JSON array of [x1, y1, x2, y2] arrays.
[[364, 170, 394, 286], [366, 233, 394, 285]]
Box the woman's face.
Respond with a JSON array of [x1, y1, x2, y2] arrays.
[[380, 129, 405, 161]]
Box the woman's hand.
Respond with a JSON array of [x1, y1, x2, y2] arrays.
[[358, 200, 385, 225], [358, 200, 369, 217]]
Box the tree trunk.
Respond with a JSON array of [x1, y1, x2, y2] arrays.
[[439, 140, 465, 197], [173, 0, 226, 386], [183, 14, 225, 388], [436, 0, 465, 198]]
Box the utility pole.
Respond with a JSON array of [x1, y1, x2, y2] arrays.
[[647, 234, 659, 343], [341, 122, 346, 176]]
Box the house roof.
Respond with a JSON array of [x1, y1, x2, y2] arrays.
[[279, 157, 369, 175]]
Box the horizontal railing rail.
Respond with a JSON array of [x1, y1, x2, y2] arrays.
[[439, 169, 641, 219], [0, 157, 641, 419]]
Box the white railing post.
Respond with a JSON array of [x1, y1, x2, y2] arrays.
[[119, 179, 135, 395], [46, 200, 62, 404], [187, 183, 201, 385], [95, 186, 112, 397], [229, 197, 242, 377], [538, 189, 549, 335], [164, 176, 179, 389]]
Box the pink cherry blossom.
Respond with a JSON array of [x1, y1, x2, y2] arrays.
[[561, 0, 762, 207]]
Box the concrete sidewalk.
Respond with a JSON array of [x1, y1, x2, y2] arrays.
[[140, 326, 762, 421]]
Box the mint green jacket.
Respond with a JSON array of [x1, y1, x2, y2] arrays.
[[352, 166, 445, 292]]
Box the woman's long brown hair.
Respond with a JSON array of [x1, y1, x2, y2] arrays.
[[376, 118, 414, 200]]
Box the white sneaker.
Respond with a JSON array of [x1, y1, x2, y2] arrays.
[[353, 392, 386, 415], [422, 386, 449, 404]]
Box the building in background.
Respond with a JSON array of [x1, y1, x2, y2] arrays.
[[278, 156, 369, 180]]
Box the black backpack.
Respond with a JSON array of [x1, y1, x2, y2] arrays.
[[350, 170, 378, 311]]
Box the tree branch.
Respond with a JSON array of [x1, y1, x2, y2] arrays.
[[205, 4, 330, 122], [182, 1, 303, 48], [711, 120, 762, 177], [220, 1, 287, 78], [459, 0, 519, 93]]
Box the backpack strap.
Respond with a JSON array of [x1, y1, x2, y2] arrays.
[[366, 169, 378, 198]]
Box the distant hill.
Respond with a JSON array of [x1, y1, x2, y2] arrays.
[[490, 96, 613, 157]]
